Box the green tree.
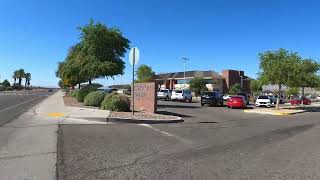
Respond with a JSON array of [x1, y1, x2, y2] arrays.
[[229, 83, 241, 95], [250, 79, 262, 95], [13, 69, 25, 88], [12, 70, 18, 85], [136, 64, 155, 83], [189, 77, 208, 97], [24, 73, 31, 89], [2, 79, 10, 87], [286, 87, 300, 97], [289, 59, 320, 97], [258, 48, 300, 109], [78, 19, 130, 84]]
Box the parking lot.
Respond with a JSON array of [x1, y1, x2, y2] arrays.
[[58, 98, 320, 179]]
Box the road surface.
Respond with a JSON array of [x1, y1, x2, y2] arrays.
[[0, 90, 52, 126], [57, 100, 320, 180]]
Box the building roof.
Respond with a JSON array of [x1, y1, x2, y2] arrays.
[[156, 70, 224, 80]]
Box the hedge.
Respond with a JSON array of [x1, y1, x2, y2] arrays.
[[84, 91, 106, 107], [101, 92, 130, 112]]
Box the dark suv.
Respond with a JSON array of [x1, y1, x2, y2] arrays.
[[201, 91, 224, 106]]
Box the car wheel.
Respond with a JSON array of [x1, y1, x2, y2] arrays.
[[201, 103, 204, 106]]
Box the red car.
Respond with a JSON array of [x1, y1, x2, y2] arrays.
[[227, 96, 247, 109], [290, 97, 311, 105]]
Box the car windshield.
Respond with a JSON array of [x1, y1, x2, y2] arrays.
[[258, 96, 269, 99], [231, 96, 243, 99], [173, 90, 182, 93], [159, 90, 167, 92], [203, 92, 217, 96]]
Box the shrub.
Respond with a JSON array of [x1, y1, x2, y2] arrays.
[[101, 93, 130, 112], [70, 90, 79, 98], [77, 85, 99, 102], [0, 86, 5, 91], [5, 87, 13, 91], [84, 91, 106, 107]]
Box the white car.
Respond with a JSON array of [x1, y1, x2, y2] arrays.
[[223, 94, 231, 101], [317, 96, 320, 101], [255, 95, 273, 107], [171, 90, 192, 102], [157, 89, 172, 100]]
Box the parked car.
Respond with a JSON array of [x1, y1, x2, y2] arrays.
[[157, 89, 172, 100], [201, 91, 224, 106], [237, 92, 250, 105], [171, 89, 192, 102], [317, 95, 320, 101], [48, 89, 53, 92], [106, 88, 118, 93], [290, 97, 311, 105], [223, 94, 231, 101], [227, 96, 247, 109], [275, 95, 285, 104], [255, 95, 273, 108], [267, 95, 276, 104], [124, 89, 131, 95]]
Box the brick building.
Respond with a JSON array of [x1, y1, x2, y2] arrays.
[[155, 69, 252, 94]]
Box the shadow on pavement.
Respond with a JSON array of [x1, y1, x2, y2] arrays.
[[197, 121, 219, 124], [157, 110, 193, 118], [157, 104, 200, 109]]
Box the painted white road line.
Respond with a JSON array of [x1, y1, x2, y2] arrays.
[[0, 97, 41, 113], [139, 124, 195, 145]]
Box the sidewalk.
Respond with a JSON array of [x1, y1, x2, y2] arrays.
[[0, 91, 110, 180]]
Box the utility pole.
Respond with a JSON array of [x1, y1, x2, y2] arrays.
[[181, 57, 189, 89]]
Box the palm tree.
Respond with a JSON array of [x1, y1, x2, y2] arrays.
[[16, 69, 25, 87], [12, 70, 18, 85], [24, 73, 31, 89]]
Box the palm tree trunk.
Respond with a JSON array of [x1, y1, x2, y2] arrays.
[[18, 78, 22, 87]]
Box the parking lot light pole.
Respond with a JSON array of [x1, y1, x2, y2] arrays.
[[181, 57, 189, 89]]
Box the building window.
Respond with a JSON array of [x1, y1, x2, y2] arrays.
[[205, 79, 213, 84], [176, 79, 191, 84]]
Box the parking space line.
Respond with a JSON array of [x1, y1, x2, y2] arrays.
[[139, 124, 195, 145]]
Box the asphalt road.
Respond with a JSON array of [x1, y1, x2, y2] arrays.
[[0, 90, 52, 126], [57, 100, 320, 180]]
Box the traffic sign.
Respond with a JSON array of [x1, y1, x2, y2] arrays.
[[129, 47, 139, 66]]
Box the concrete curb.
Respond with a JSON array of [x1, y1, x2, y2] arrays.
[[243, 109, 306, 116], [106, 117, 184, 124]]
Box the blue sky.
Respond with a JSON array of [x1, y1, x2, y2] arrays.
[[0, 0, 320, 87]]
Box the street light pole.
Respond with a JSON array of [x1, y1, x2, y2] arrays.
[[181, 57, 189, 89]]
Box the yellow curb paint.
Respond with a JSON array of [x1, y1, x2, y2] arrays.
[[243, 109, 289, 116], [48, 113, 65, 117]]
